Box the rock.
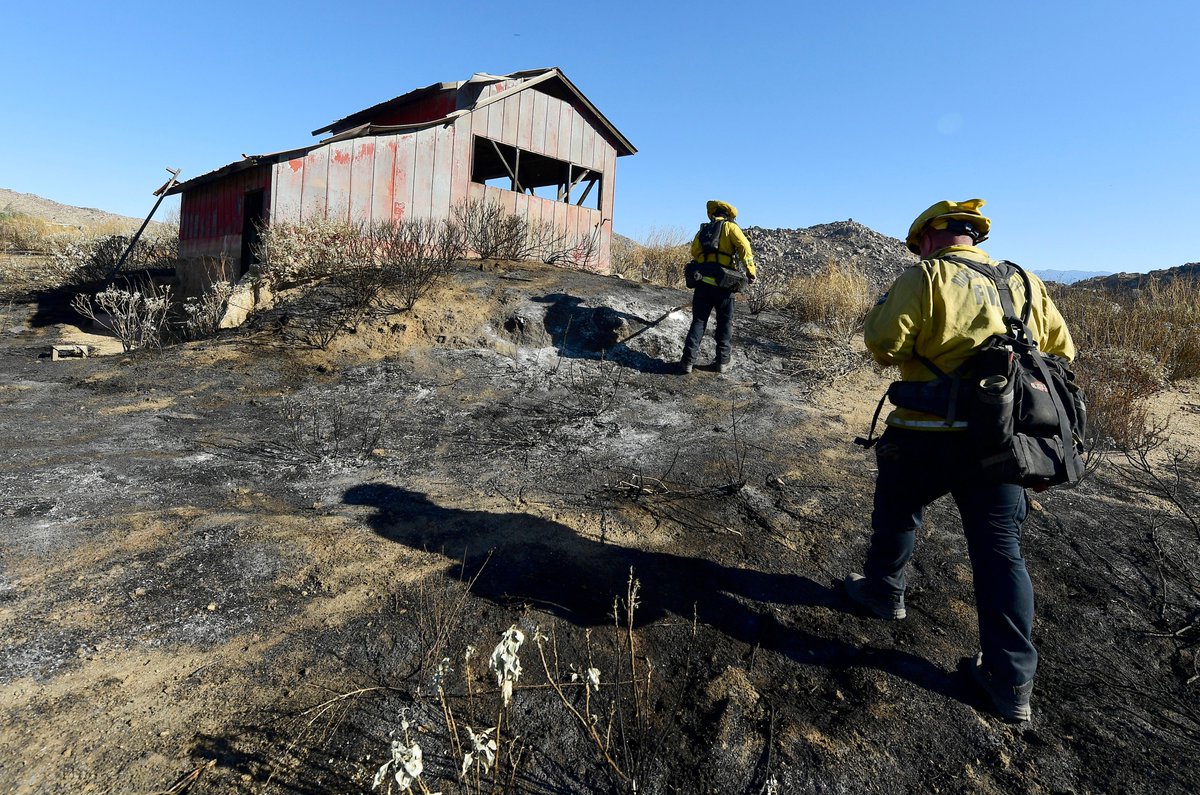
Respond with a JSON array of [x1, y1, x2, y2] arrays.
[[744, 220, 917, 296]]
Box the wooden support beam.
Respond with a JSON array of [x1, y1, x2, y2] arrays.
[[558, 164, 570, 202], [568, 168, 590, 192], [576, 178, 596, 207], [490, 139, 522, 193]]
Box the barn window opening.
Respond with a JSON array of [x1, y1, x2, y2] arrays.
[[471, 136, 601, 211]]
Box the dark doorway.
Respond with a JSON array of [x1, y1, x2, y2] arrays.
[[239, 189, 266, 277]]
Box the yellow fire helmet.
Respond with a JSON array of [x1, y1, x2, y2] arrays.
[[706, 200, 738, 220], [905, 198, 991, 253]]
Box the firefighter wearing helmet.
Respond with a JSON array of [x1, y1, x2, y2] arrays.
[[678, 200, 757, 374], [844, 199, 1077, 722]]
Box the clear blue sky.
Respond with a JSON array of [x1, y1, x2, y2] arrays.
[[3, 1, 1197, 273]]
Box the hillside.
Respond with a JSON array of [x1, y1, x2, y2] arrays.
[[1074, 261, 1200, 291], [0, 187, 149, 230], [1, 257, 1197, 793]]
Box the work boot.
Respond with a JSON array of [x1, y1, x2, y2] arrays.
[[678, 360, 694, 375], [714, 360, 730, 373], [969, 653, 1033, 722], [843, 573, 906, 620]]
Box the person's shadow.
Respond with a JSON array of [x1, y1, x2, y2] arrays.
[[531, 293, 675, 374], [343, 484, 962, 700]]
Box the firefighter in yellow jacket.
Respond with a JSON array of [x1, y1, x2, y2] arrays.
[[844, 199, 1076, 722], [679, 200, 757, 374]]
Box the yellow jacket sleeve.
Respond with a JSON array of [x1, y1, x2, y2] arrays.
[[1027, 273, 1077, 362], [726, 222, 757, 278], [864, 265, 928, 370]]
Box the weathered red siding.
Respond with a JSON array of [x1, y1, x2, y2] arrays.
[[368, 93, 457, 127], [178, 165, 271, 259], [192, 80, 620, 270]]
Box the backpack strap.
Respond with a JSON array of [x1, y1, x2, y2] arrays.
[[854, 390, 889, 449], [910, 353, 962, 426], [700, 220, 726, 263], [944, 255, 1035, 345]]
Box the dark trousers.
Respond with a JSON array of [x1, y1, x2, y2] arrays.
[[681, 283, 735, 364], [863, 427, 1036, 686]]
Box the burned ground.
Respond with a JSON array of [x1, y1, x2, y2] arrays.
[[1, 259, 1197, 793]]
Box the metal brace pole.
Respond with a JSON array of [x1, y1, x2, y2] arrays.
[[105, 167, 181, 282]]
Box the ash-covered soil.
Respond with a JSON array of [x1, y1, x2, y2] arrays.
[[1, 260, 1197, 794]]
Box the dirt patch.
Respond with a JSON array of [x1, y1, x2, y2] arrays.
[[1, 259, 1197, 793]]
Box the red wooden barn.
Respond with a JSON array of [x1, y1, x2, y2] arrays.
[[168, 68, 636, 283]]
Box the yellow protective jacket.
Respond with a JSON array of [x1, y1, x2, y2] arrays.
[[864, 245, 1077, 431], [691, 209, 757, 285]]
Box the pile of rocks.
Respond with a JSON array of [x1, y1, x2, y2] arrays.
[[744, 220, 916, 296]]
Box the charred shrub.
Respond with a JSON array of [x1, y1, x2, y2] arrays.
[[180, 279, 233, 340], [743, 271, 787, 315], [70, 281, 173, 352], [47, 230, 177, 287], [253, 218, 362, 290], [255, 217, 465, 349], [369, 217, 467, 312], [454, 198, 530, 261], [454, 197, 602, 269]]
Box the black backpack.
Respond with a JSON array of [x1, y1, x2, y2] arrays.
[[857, 258, 1087, 489], [685, 220, 749, 292], [697, 220, 725, 256]]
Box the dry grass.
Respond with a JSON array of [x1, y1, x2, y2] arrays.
[[610, 228, 690, 288], [1053, 278, 1200, 450], [0, 209, 139, 254], [777, 260, 873, 339], [1055, 279, 1200, 381]]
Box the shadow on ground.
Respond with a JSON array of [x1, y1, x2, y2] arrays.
[[343, 483, 969, 705]]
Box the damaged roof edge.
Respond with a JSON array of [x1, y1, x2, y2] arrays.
[[165, 146, 311, 196], [171, 67, 636, 195], [313, 67, 635, 155], [309, 80, 462, 137]]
